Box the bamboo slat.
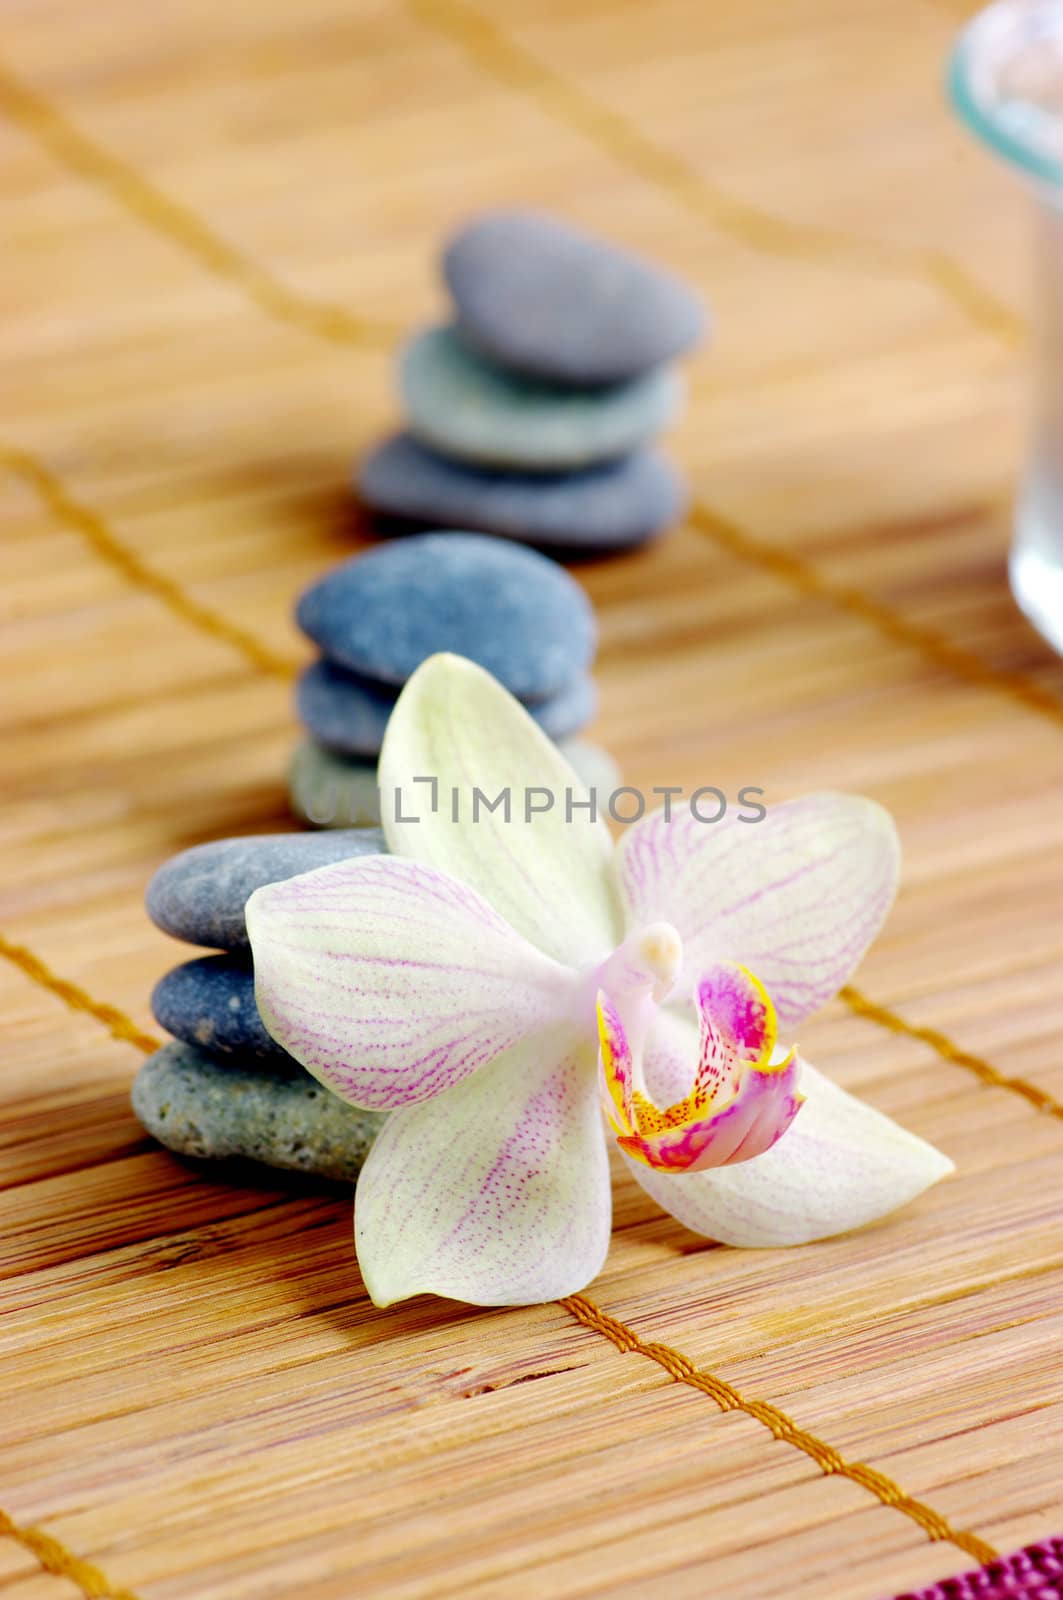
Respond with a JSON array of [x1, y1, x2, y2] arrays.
[[2, 0, 1062, 1596]]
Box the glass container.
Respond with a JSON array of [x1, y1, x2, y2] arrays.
[[952, 0, 1063, 653]]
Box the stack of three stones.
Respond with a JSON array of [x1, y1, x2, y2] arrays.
[[357, 209, 706, 554], [138, 831, 388, 1179]]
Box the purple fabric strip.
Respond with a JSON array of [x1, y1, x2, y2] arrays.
[[888, 1538, 1063, 1600]]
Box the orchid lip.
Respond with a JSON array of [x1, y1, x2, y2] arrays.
[[595, 959, 806, 1175]]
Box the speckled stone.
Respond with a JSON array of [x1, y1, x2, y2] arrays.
[[443, 209, 706, 384], [289, 739, 382, 828], [290, 735, 621, 830], [400, 325, 680, 471], [132, 1041, 383, 1183], [297, 657, 598, 757], [151, 956, 289, 1063], [357, 435, 685, 554], [296, 533, 596, 700], [146, 829, 385, 951]]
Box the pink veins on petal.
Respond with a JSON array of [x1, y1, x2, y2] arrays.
[[597, 962, 805, 1173]]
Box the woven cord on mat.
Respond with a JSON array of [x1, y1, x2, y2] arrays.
[[889, 1536, 1063, 1599]]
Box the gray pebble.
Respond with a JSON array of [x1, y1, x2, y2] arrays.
[[400, 325, 680, 471], [358, 435, 685, 554], [295, 663, 398, 759], [443, 208, 706, 384], [152, 956, 290, 1063], [147, 829, 385, 952], [133, 1040, 384, 1183], [297, 657, 597, 757], [295, 532, 596, 701]]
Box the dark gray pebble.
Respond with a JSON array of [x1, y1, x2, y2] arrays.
[[297, 657, 597, 756], [151, 955, 291, 1064], [146, 829, 385, 952], [357, 435, 686, 555]]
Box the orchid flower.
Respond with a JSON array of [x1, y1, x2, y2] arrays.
[[247, 654, 952, 1308]]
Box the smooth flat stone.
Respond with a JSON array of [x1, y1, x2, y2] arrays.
[[146, 829, 385, 951], [289, 739, 382, 828], [443, 209, 706, 384], [295, 662, 397, 759], [400, 325, 681, 472], [152, 956, 289, 1063], [132, 1041, 383, 1183], [357, 435, 686, 554], [296, 532, 595, 700], [297, 657, 598, 757], [291, 735, 619, 830]]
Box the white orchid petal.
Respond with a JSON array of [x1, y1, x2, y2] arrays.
[[247, 856, 575, 1111], [615, 792, 900, 1027], [355, 1030, 611, 1306], [379, 653, 622, 967], [627, 1058, 953, 1246]]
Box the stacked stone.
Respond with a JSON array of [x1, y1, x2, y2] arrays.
[[133, 212, 704, 1179], [357, 209, 705, 555], [136, 832, 388, 1179], [288, 529, 620, 829]]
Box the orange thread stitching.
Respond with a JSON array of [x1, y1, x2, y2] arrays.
[[406, 0, 1024, 348], [12, 427, 1063, 744], [0, 940, 1025, 1578], [0, 59, 397, 349], [0, 933, 162, 1055], [0, 18, 1023, 350], [559, 1293, 998, 1566], [1, 442, 299, 678], [688, 501, 1063, 729], [0, 24, 1030, 1593], [0, 1507, 141, 1600], [842, 984, 1063, 1120], [3, 56, 1045, 738]]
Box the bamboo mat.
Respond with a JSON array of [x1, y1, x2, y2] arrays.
[[2, 0, 1062, 1595]]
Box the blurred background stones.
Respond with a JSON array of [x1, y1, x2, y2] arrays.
[[356, 208, 704, 555]]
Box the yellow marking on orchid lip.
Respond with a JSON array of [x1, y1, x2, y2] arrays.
[[633, 1086, 710, 1135], [746, 970, 784, 1074], [596, 991, 634, 1134]]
